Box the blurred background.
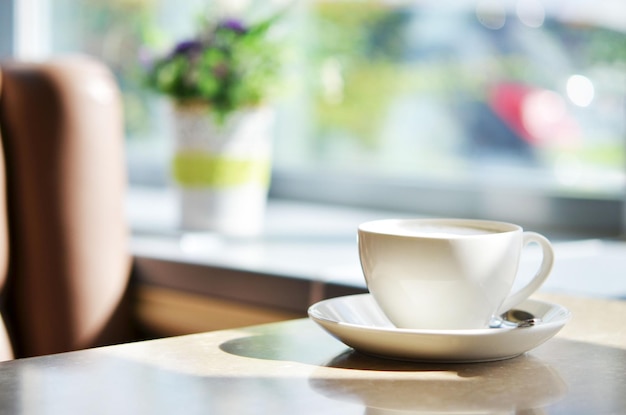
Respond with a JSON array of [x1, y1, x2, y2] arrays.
[[1, 0, 625, 236]]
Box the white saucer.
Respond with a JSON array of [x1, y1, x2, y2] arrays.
[[308, 294, 570, 363]]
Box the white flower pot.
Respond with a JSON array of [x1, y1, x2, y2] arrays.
[[171, 104, 274, 237]]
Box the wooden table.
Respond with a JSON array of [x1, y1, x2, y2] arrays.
[[0, 293, 624, 414]]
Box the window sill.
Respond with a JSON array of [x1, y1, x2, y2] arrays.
[[128, 186, 626, 335]]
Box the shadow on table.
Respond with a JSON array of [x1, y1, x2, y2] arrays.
[[220, 327, 626, 414], [219, 325, 567, 413]]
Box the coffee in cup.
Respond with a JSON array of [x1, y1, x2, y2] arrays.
[[358, 218, 554, 330]]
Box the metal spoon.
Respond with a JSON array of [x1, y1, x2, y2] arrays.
[[489, 309, 542, 329]]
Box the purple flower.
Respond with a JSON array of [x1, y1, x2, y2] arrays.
[[218, 18, 247, 34], [171, 40, 204, 56]]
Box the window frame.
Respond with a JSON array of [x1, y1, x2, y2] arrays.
[[269, 168, 625, 237]]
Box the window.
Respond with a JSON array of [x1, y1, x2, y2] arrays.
[[270, 1, 626, 236], [3, 0, 625, 236]]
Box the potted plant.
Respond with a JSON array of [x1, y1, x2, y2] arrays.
[[144, 13, 284, 237], [146, 15, 283, 124]]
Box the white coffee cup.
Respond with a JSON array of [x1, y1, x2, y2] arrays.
[[358, 218, 554, 330]]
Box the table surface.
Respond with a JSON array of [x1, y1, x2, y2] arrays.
[[0, 292, 624, 415]]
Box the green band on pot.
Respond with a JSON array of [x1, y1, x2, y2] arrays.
[[172, 151, 271, 188]]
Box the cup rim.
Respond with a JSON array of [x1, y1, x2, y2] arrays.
[[358, 218, 522, 238]]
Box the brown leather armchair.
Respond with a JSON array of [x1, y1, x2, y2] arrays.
[[0, 56, 136, 359]]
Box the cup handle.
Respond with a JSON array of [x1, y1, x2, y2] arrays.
[[497, 232, 555, 315]]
